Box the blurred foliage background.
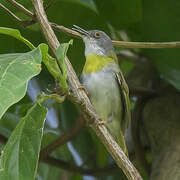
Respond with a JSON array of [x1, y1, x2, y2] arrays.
[[1, 0, 180, 179]]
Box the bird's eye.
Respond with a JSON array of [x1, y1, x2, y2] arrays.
[[94, 32, 101, 38]]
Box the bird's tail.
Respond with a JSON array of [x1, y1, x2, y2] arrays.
[[117, 131, 128, 157], [107, 122, 128, 156]]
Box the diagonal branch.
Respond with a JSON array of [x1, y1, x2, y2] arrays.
[[6, 0, 34, 18], [0, 2, 22, 24], [32, 0, 142, 180], [50, 23, 180, 49], [44, 0, 56, 11], [2, 1, 180, 49], [50, 23, 81, 38], [0, 133, 124, 177], [40, 117, 85, 160], [44, 156, 119, 176], [0, 2, 35, 26]]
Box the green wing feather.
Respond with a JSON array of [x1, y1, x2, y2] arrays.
[[115, 71, 131, 133], [108, 51, 131, 133], [107, 51, 131, 156]]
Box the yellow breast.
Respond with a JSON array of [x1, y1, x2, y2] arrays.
[[83, 54, 115, 74]]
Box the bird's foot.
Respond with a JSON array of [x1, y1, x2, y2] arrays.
[[78, 85, 89, 96], [98, 117, 107, 126]]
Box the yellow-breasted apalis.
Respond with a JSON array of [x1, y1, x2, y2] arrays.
[[73, 25, 131, 155]]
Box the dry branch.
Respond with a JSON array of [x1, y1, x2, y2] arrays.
[[40, 117, 85, 160], [1, 2, 180, 49], [44, 156, 118, 176], [32, 0, 142, 179]]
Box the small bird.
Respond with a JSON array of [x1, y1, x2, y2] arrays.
[[72, 25, 131, 155]]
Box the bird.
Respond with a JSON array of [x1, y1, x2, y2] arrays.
[[72, 25, 131, 155]]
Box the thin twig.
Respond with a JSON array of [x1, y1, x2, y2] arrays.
[[0, 2, 22, 24], [32, 0, 142, 179], [0, 132, 126, 177], [0, 2, 35, 26], [50, 22, 82, 38], [44, 0, 55, 11], [50, 23, 180, 48], [6, 0, 34, 18], [112, 40, 180, 49], [2, 1, 180, 49], [40, 117, 85, 160], [43, 156, 118, 176]]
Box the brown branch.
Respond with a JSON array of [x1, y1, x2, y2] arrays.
[[1, 1, 142, 179], [0, 2, 35, 27], [0, 131, 119, 177], [32, 0, 142, 180], [0, 2, 22, 24], [44, 0, 55, 11], [0, 130, 127, 177], [40, 117, 85, 160], [2, 1, 180, 49], [6, 0, 34, 18], [50, 22, 82, 38], [49, 23, 180, 49], [43, 156, 119, 176]]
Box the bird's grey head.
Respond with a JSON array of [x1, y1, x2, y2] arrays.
[[72, 25, 114, 56]]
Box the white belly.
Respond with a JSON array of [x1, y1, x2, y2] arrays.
[[81, 67, 122, 123]]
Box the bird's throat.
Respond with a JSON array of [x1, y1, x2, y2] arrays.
[[83, 54, 114, 74]]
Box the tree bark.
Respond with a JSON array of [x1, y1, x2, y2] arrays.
[[32, 0, 142, 179]]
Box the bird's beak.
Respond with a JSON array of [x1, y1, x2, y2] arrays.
[[72, 25, 90, 37]]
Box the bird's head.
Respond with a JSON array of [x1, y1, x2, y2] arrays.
[[72, 25, 114, 57]]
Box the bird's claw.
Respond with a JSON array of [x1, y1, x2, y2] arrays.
[[78, 85, 89, 96], [98, 117, 107, 126]]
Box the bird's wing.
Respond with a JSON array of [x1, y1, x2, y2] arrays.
[[115, 71, 131, 133], [108, 51, 131, 133]]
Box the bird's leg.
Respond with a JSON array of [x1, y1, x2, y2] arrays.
[[98, 117, 107, 126]]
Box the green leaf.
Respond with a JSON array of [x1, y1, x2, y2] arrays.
[[0, 112, 19, 137], [57, 40, 73, 66], [0, 27, 35, 50], [37, 163, 60, 180], [0, 1, 109, 74], [56, 40, 73, 89], [0, 46, 43, 119], [0, 103, 47, 180], [41, 130, 73, 162], [46, 0, 109, 74], [0, 27, 63, 85], [38, 40, 65, 86]]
